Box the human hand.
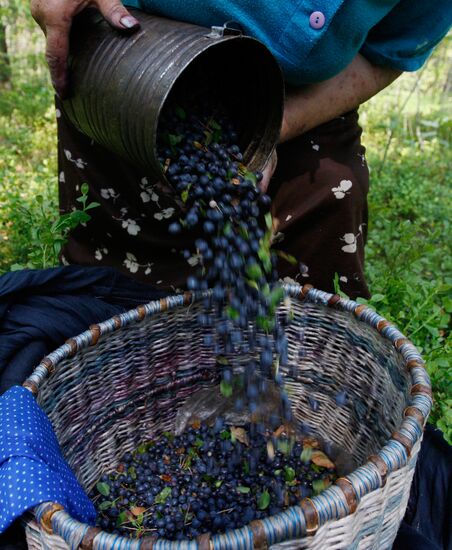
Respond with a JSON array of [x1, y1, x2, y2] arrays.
[[259, 149, 277, 193], [30, 0, 140, 98], [258, 109, 292, 192]]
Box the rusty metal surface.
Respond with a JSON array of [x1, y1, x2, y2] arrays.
[[62, 9, 284, 184]]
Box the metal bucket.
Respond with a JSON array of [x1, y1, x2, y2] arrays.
[[61, 9, 284, 183]]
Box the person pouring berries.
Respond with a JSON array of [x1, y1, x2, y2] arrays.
[[29, 0, 451, 300]]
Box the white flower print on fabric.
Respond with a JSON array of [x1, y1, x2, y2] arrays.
[[55, 108, 61, 118], [113, 208, 141, 236], [140, 190, 160, 204], [94, 247, 108, 261], [285, 214, 293, 222], [122, 218, 141, 236], [310, 140, 319, 151], [123, 253, 153, 275], [59, 171, 65, 183], [340, 232, 360, 253], [139, 177, 161, 205], [124, 253, 139, 273], [154, 207, 175, 221], [187, 254, 201, 267], [100, 188, 120, 201], [339, 275, 348, 283], [64, 149, 87, 170], [332, 179, 352, 200]]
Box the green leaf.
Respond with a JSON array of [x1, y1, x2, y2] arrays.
[[99, 500, 113, 511], [175, 106, 186, 120], [265, 212, 273, 229], [80, 183, 89, 195], [277, 439, 292, 455], [243, 460, 250, 475], [181, 188, 190, 203], [155, 486, 172, 504], [215, 480, 223, 488], [134, 513, 144, 526], [227, 307, 240, 320], [242, 169, 257, 185], [270, 287, 285, 308], [246, 263, 263, 281], [220, 380, 233, 397], [128, 466, 137, 480], [300, 446, 313, 463], [168, 134, 183, 147], [256, 315, 274, 333], [96, 482, 110, 497], [284, 466, 296, 482], [246, 279, 259, 291], [188, 447, 199, 459], [194, 437, 204, 447], [209, 119, 222, 130], [220, 429, 231, 440], [262, 283, 271, 297], [237, 485, 251, 494], [312, 479, 327, 496], [258, 248, 272, 273], [116, 511, 128, 527], [257, 489, 270, 510], [239, 225, 249, 239], [275, 249, 297, 265], [203, 130, 213, 146]]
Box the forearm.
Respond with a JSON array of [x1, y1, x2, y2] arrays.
[[281, 53, 401, 142]]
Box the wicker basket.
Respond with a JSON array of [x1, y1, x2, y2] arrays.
[[22, 284, 431, 550]]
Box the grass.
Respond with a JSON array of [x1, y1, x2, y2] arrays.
[[0, 8, 451, 442]]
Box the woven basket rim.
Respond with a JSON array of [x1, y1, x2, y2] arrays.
[[23, 283, 432, 547]]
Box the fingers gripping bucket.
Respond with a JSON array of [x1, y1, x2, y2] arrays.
[[61, 9, 284, 182], [23, 285, 431, 549]]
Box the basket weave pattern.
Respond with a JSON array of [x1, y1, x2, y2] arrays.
[[22, 285, 431, 549]]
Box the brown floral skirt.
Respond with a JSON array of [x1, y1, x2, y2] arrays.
[[57, 99, 370, 299]]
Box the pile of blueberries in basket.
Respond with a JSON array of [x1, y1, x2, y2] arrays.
[[91, 422, 337, 540]]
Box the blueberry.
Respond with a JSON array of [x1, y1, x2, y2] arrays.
[[203, 221, 215, 234], [335, 390, 348, 406]]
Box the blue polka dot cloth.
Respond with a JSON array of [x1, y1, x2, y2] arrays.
[[0, 386, 96, 533]]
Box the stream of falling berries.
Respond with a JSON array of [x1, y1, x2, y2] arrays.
[[90, 105, 339, 540]]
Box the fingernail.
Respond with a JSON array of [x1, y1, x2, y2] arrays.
[[120, 15, 139, 29]]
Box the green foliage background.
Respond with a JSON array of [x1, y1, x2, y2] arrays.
[[0, 2, 451, 441]]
